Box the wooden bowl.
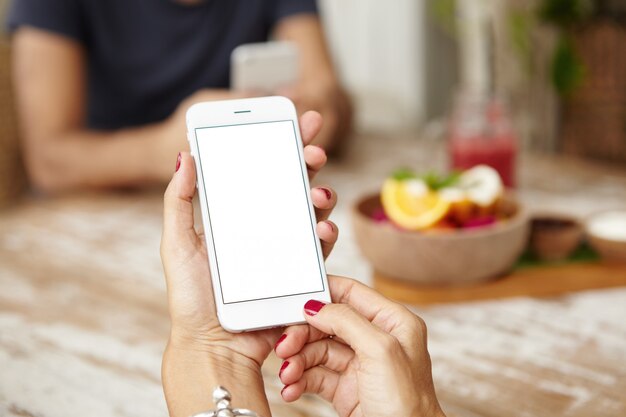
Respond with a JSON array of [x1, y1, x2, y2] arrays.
[[351, 193, 530, 285], [529, 214, 583, 262], [585, 210, 626, 264]]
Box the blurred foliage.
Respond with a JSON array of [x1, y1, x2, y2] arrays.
[[538, 0, 595, 96], [538, 0, 595, 27], [551, 36, 586, 96], [431, 0, 457, 36], [507, 10, 535, 74], [516, 243, 599, 269], [430, 0, 603, 96]]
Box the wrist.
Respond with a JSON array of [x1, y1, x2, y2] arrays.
[[412, 393, 446, 417], [164, 340, 261, 378], [163, 340, 268, 417], [167, 325, 260, 370]]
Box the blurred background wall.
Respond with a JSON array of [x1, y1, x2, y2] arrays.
[[319, 0, 458, 133], [317, 0, 559, 151]]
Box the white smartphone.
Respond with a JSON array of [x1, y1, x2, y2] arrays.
[[231, 42, 299, 93], [186, 96, 331, 332]]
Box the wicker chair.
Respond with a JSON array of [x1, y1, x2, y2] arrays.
[[0, 37, 26, 208], [561, 20, 626, 164]]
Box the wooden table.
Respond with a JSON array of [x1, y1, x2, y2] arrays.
[[1, 135, 625, 417]]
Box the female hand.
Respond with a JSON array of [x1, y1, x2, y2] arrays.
[[275, 276, 445, 417], [160, 111, 339, 416]]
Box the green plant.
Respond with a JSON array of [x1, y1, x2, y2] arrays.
[[431, 0, 458, 36], [550, 35, 586, 95], [538, 0, 595, 96], [538, 0, 594, 27], [430, 0, 605, 96]]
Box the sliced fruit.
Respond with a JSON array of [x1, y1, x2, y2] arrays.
[[438, 187, 471, 224], [438, 187, 465, 203], [424, 219, 458, 234], [381, 178, 451, 230], [462, 216, 497, 229], [458, 165, 503, 207]]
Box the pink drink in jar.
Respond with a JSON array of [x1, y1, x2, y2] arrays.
[[447, 93, 518, 188]]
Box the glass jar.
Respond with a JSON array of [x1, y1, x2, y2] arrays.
[[447, 92, 518, 188]]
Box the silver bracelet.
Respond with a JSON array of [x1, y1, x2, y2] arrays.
[[189, 386, 259, 417]]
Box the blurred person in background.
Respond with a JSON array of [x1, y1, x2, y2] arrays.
[[6, 0, 351, 193]]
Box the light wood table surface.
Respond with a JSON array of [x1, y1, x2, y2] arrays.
[[1, 135, 625, 417]]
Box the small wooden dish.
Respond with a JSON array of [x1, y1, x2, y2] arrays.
[[351, 193, 530, 285], [529, 214, 583, 261]]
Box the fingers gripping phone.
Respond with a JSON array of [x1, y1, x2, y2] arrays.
[[186, 96, 331, 332]]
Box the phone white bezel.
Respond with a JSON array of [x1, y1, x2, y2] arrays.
[[186, 96, 330, 332]]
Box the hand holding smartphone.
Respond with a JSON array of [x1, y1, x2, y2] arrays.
[[186, 97, 331, 332]]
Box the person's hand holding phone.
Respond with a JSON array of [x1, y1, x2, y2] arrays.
[[160, 111, 337, 417], [275, 277, 446, 417]]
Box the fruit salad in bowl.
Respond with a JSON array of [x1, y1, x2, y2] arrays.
[[380, 165, 509, 232], [352, 166, 529, 285]]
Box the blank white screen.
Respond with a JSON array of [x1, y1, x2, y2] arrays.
[[196, 120, 324, 304]]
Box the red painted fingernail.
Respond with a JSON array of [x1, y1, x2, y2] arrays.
[[319, 187, 332, 200], [175, 152, 182, 172], [274, 334, 287, 351], [304, 300, 326, 316], [279, 361, 289, 378]]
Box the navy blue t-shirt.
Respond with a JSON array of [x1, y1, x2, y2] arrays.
[[6, 0, 317, 130]]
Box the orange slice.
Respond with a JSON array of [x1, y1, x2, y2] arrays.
[[381, 179, 451, 230]]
